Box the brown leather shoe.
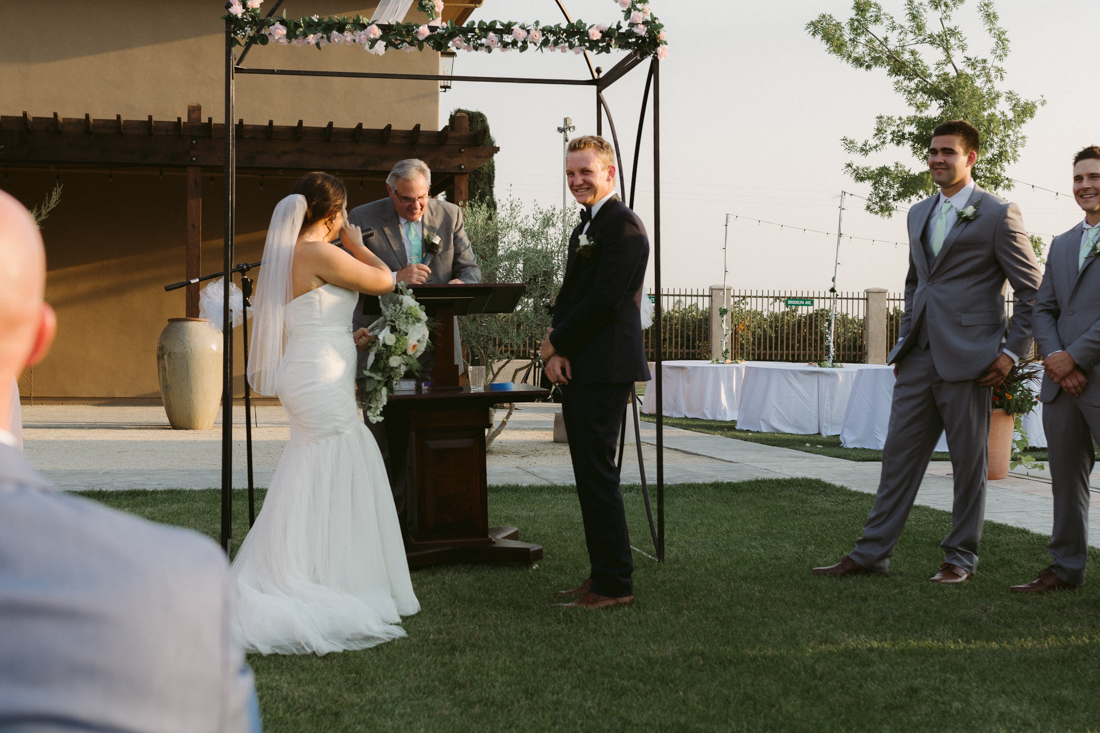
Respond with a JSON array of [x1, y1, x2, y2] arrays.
[[554, 577, 592, 598], [553, 591, 634, 609], [812, 555, 873, 576], [929, 563, 972, 584], [1010, 568, 1078, 594]]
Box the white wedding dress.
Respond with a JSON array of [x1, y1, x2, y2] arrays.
[[230, 283, 419, 655]]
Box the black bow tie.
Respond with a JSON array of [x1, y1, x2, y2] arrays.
[[580, 207, 592, 225]]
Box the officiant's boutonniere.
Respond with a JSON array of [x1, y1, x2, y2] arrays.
[[955, 204, 979, 224], [576, 232, 600, 259]]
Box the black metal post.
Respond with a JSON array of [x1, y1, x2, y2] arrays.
[[651, 56, 663, 562], [239, 272, 256, 527], [220, 25, 236, 555]]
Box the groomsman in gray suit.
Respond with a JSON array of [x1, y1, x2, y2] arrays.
[[815, 120, 1042, 584], [0, 190, 260, 732], [1011, 145, 1100, 593]]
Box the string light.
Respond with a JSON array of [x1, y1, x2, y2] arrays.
[[1009, 177, 1071, 199]]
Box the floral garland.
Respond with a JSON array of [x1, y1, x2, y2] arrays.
[[361, 283, 431, 423], [224, 0, 668, 60]]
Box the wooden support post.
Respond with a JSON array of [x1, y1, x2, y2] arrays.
[[185, 104, 202, 318], [451, 112, 469, 206]]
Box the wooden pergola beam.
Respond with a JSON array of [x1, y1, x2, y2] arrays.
[[0, 113, 498, 175]]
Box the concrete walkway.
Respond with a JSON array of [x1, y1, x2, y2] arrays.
[[18, 402, 1100, 547]]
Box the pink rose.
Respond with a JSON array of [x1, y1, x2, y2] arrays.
[[304, 33, 316, 45], [246, 0, 262, 8], [588, 27, 602, 40], [529, 29, 542, 44], [597, 23, 608, 32], [486, 32, 499, 47], [641, 3, 651, 17], [268, 22, 286, 39], [632, 23, 646, 35], [330, 31, 344, 44], [417, 24, 430, 39], [573, 46, 584, 54], [228, 1, 244, 17], [512, 27, 527, 42], [434, 0, 444, 12], [656, 45, 668, 60], [450, 37, 465, 50], [366, 24, 382, 40], [428, 18, 442, 28], [619, 0, 631, 7], [658, 29, 667, 41], [630, 11, 644, 24]]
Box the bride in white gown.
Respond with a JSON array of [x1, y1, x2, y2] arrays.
[[231, 172, 419, 655]]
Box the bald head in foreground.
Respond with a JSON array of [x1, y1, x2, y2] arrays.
[[0, 191, 262, 732]]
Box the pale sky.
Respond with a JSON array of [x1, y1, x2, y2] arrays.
[[440, 0, 1092, 296]]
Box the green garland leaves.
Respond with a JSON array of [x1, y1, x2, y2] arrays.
[[222, 1, 668, 59]]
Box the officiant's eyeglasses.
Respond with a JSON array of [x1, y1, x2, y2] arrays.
[[396, 193, 429, 206]]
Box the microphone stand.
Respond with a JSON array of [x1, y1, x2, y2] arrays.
[[164, 259, 262, 539]]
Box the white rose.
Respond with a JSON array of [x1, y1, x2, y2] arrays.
[[389, 355, 403, 368], [384, 333, 396, 346]]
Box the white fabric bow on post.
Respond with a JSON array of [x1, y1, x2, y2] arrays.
[[366, 0, 417, 55]]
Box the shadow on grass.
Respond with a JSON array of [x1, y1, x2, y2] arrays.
[[81, 480, 1098, 732]]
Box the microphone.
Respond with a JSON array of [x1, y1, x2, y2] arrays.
[[421, 237, 442, 267], [363, 227, 375, 240]]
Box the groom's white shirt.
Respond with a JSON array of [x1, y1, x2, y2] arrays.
[[582, 190, 618, 236]]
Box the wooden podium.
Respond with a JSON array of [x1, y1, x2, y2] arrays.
[[364, 284, 551, 568]]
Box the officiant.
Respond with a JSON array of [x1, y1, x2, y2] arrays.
[[349, 158, 482, 526]]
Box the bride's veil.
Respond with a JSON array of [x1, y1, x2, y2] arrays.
[[247, 194, 307, 396]]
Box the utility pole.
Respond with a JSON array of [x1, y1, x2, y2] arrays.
[[556, 116, 575, 222], [828, 191, 846, 365]]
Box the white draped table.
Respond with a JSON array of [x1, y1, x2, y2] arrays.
[[838, 365, 1046, 450], [640, 360, 755, 422], [735, 363, 884, 435]]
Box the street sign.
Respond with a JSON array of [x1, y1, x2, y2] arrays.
[[785, 298, 814, 307], [648, 294, 656, 303]]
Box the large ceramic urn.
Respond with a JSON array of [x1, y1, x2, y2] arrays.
[[156, 318, 223, 430]]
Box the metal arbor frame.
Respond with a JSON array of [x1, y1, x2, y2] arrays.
[[220, 1, 667, 561]]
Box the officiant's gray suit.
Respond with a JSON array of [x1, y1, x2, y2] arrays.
[[0, 443, 259, 732], [1032, 222, 1100, 585], [348, 197, 481, 375], [849, 185, 1042, 573]]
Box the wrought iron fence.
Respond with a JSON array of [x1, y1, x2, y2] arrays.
[[489, 288, 1025, 364]]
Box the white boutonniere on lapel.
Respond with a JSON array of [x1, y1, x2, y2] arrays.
[[576, 232, 600, 259], [955, 204, 979, 224]]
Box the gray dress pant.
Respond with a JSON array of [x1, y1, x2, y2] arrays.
[[850, 345, 991, 573], [1041, 389, 1100, 585]]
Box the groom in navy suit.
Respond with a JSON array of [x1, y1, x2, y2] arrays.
[[541, 135, 651, 610]]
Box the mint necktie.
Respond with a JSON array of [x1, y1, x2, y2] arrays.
[[1080, 227, 1100, 272], [406, 221, 422, 265], [930, 200, 953, 257]]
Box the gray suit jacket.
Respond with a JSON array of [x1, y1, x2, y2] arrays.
[[1034, 222, 1100, 405], [0, 444, 257, 733], [889, 185, 1042, 381], [348, 197, 481, 374]]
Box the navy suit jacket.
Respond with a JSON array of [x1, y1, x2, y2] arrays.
[[549, 197, 651, 386]]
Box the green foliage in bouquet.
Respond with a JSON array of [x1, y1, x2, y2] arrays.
[[362, 283, 431, 423]]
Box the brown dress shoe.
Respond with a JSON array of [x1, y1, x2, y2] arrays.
[[929, 563, 972, 584], [1010, 568, 1078, 594], [554, 577, 592, 598], [553, 591, 634, 609], [812, 555, 873, 576]]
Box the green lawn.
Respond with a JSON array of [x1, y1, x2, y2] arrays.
[[82, 482, 1099, 732], [641, 414, 1053, 464]]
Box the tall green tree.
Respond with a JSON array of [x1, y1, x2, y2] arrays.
[[807, 0, 1043, 217], [451, 108, 497, 211]]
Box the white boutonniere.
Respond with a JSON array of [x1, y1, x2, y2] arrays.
[[576, 232, 600, 258], [955, 204, 979, 224]]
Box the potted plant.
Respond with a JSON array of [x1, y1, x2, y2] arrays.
[[988, 360, 1041, 479]]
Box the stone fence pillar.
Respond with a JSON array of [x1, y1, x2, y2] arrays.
[[864, 287, 888, 364], [708, 284, 732, 361]]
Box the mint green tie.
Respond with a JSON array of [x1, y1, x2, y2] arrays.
[[1080, 227, 1100, 272], [930, 200, 953, 256], [406, 221, 423, 264]]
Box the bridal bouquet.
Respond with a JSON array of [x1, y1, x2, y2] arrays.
[[361, 283, 431, 423]]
